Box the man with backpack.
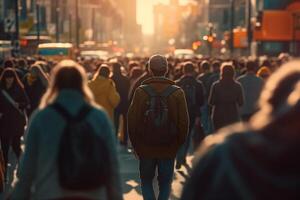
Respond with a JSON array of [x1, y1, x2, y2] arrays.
[[176, 62, 205, 169], [128, 55, 189, 200]]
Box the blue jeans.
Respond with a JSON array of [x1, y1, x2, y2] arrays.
[[139, 159, 175, 200]]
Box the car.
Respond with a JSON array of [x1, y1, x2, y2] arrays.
[[174, 49, 195, 59], [80, 50, 110, 60]]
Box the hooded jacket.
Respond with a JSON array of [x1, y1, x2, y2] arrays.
[[89, 76, 120, 121], [128, 77, 189, 159]]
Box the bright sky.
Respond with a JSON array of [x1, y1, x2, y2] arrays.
[[137, 0, 189, 35]]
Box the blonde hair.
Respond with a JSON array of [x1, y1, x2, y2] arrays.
[[39, 60, 96, 109]]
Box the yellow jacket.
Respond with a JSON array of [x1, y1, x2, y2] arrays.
[[89, 76, 120, 121]]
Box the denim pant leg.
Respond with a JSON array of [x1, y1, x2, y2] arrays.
[[157, 159, 175, 200], [139, 159, 157, 200], [176, 119, 194, 165]]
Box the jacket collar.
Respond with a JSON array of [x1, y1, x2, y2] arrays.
[[142, 76, 175, 85]]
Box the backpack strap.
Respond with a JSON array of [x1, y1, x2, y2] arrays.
[[161, 85, 180, 98], [140, 85, 157, 97], [140, 84, 180, 98], [51, 103, 92, 121]]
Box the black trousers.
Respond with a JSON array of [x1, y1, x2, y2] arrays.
[[0, 135, 22, 173]]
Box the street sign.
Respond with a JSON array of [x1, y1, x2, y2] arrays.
[[4, 17, 15, 33]]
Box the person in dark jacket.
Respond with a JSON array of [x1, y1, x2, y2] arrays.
[[111, 62, 130, 145], [209, 63, 244, 130], [197, 61, 212, 97], [23, 64, 49, 116], [0, 68, 29, 175], [128, 55, 189, 200], [181, 60, 300, 200], [207, 60, 221, 92], [197, 60, 213, 134], [175, 62, 205, 169]]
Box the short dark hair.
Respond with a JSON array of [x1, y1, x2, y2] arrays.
[[200, 61, 210, 71], [212, 61, 221, 71], [99, 65, 110, 78], [151, 69, 167, 76], [183, 62, 195, 74], [221, 63, 235, 80], [112, 62, 122, 73], [246, 60, 257, 72], [4, 60, 14, 68]]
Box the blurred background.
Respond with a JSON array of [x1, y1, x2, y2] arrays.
[[0, 0, 300, 59]]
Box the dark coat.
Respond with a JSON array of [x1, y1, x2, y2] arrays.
[[209, 80, 244, 130], [0, 84, 29, 137], [111, 72, 130, 113], [23, 75, 47, 115], [197, 72, 212, 99], [176, 75, 205, 120]]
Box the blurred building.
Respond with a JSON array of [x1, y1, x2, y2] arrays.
[[0, 0, 125, 47], [153, 0, 200, 52], [115, 0, 142, 52], [254, 0, 300, 56]]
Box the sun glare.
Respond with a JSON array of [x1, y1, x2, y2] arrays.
[[137, 0, 189, 35]]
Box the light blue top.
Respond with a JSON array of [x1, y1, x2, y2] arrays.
[[237, 73, 264, 116], [11, 89, 123, 200]]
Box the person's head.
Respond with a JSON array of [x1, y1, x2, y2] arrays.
[[245, 60, 258, 73], [0, 68, 23, 89], [17, 59, 28, 69], [129, 67, 143, 80], [128, 61, 140, 72], [220, 63, 235, 81], [112, 62, 122, 74], [251, 60, 300, 129], [39, 60, 95, 109], [93, 64, 110, 80], [99, 65, 110, 78], [30, 64, 43, 77], [257, 66, 271, 81], [149, 55, 168, 76], [183, 62, 195, 75], [4, 59, 15, 69], [200, 61, 210, 73], [212, 61, 221, 73]]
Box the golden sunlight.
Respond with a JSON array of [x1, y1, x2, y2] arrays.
[[137, 0, 189, 35]]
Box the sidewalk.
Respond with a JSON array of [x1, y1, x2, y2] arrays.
[[118, 146, 193, 200]]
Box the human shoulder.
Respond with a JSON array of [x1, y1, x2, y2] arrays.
[[195, 123, 249, 163], [89, 105, 111, 122]]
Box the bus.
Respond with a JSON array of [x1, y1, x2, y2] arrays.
[[37, 43, 75, 61]]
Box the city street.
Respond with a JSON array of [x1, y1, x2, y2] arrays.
[[119, 145, 193, 200], [3, 144, 193, 200]]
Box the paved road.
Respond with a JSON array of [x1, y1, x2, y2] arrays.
[[3, 145, 193, 200], [119, 146, 193, 200]]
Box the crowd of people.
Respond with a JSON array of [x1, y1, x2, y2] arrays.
[[0, 52, 299, 199]]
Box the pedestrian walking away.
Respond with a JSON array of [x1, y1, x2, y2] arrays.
[[11, 60, 123, 200], [128, 55, 189, 200]]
